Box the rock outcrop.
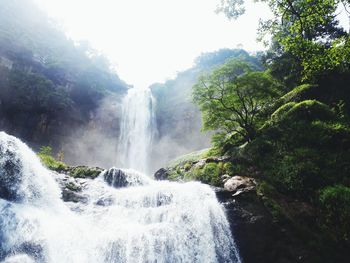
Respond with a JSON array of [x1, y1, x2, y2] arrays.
[[102, 168, 151, 188], [154, 155, 343, 263]]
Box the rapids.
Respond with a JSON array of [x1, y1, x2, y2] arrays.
[[0, 132, 241, 263]]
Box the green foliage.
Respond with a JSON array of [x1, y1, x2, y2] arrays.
[[183, 162, 223, 186], [3, 70, 72, 113], [184, 162, 192, 171], [200, 163, 222, 186], [38, 146, 67, 171], [69, 166, 102, 179], [271, 100, 335, 124], [193, 59, 281, 144], [246, 100, 350, 197], [211, 0, 350, 254], [168, 149, 210, 167], [257, 181, 288, 223], [319, 185, 350, 242], [218, 0, 350, 79], [276, 84, 318, 105], [0, 0, 128, 148]]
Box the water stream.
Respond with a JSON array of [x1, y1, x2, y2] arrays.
[[118, 87, 156, 174], [0, 86, 241, 263], [0, 132, 241, 262]]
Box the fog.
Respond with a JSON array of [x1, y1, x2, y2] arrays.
[[35, 0, 272, 88], [62, 95, 122, 169]]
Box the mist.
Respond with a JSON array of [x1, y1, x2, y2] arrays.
[[61, 95, 122, 169]]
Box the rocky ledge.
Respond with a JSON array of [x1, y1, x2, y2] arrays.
[[154, 159, 342, 263], [52, 167, 150, 203]]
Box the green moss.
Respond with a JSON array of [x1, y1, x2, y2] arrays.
[[70, 166, 102, 179], [223, 162, 234, 175], [257, 181, 278, 197], [319, 185, 350, 242], [196, 162, 221, 186], [184, 162, 192, 171], [200, 147, 222, 158], [38, 146, 67, 171], [257, 181, 287, 223], [65, 182, 82, 192], [168, 149, 210, 167]]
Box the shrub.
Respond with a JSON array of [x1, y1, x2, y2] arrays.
[[38, 146, 67, 171], [319, 185, 350, 242]]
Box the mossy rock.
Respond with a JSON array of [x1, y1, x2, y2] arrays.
[[38, 154, 67, 172], [168, 148, 211, 167], [69, 166, 104, 179], [65, 181, 82, 192]]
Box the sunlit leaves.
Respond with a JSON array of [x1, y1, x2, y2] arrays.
[[216, 0, 246, 19], [193, 59, 281, 143], [218, 0, 350, 80]]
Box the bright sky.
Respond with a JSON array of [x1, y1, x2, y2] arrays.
[[35, 0, 272, 87]]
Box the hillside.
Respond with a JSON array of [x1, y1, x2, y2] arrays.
[[150, 49, 262, 169], [0, 0, 128, 166]]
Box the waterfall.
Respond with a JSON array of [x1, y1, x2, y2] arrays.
[[118, 87, 156, 174], [0, 132, 241, 263]]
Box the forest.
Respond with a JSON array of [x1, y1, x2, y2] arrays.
[[157, 0, 350, 261]]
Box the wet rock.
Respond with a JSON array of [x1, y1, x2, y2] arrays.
[[61, 189, 88, 203], [224, 176, 256, 195], [52, 173, 88, 203], [214, 187, 280, 263], [154, 168, 169, 180], [14, 242, 45, 262], [67, 166, 103, 179], [0, 140, 25, 202], [221, 174, 231, 183], [103, 168, 150, 188], [96, 197, 114, 206]]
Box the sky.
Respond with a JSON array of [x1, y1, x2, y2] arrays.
[[30, 0, 350, 167], [34, 0, 271, 87]]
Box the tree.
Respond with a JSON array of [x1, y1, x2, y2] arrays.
[[217, 0, 350, 80], [193, 59, 281, 144]]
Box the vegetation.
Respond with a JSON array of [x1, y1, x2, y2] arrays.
[[187, 0, 350, 257], [38, 146, 67, 171], [151, 49, 262, 166], [69, 166, 103, 179], [193, 60, 281, 145], [0, 0, 128, 150]]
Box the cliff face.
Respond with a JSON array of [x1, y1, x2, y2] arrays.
[[0, 0, 129, 166], [150, 49, 261, 170], [150, 68, 211, 170]]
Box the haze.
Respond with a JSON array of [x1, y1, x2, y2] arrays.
[[35, 0, 271, 88]]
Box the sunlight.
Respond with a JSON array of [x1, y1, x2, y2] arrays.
[[35, 0, 271, 87]]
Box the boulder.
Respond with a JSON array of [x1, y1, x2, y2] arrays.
[[224, 176, 256, 195], [154, 168, 169, 180], [103, 168, 150, 188], [61, 189, 88, 203]]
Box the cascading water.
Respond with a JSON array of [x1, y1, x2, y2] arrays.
[[117, 87, 156, 174], [0, 132, 241, 263]]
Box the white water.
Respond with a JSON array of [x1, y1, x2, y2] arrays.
[[118, 87, 156, 174], [0, 132, 241, 263]]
